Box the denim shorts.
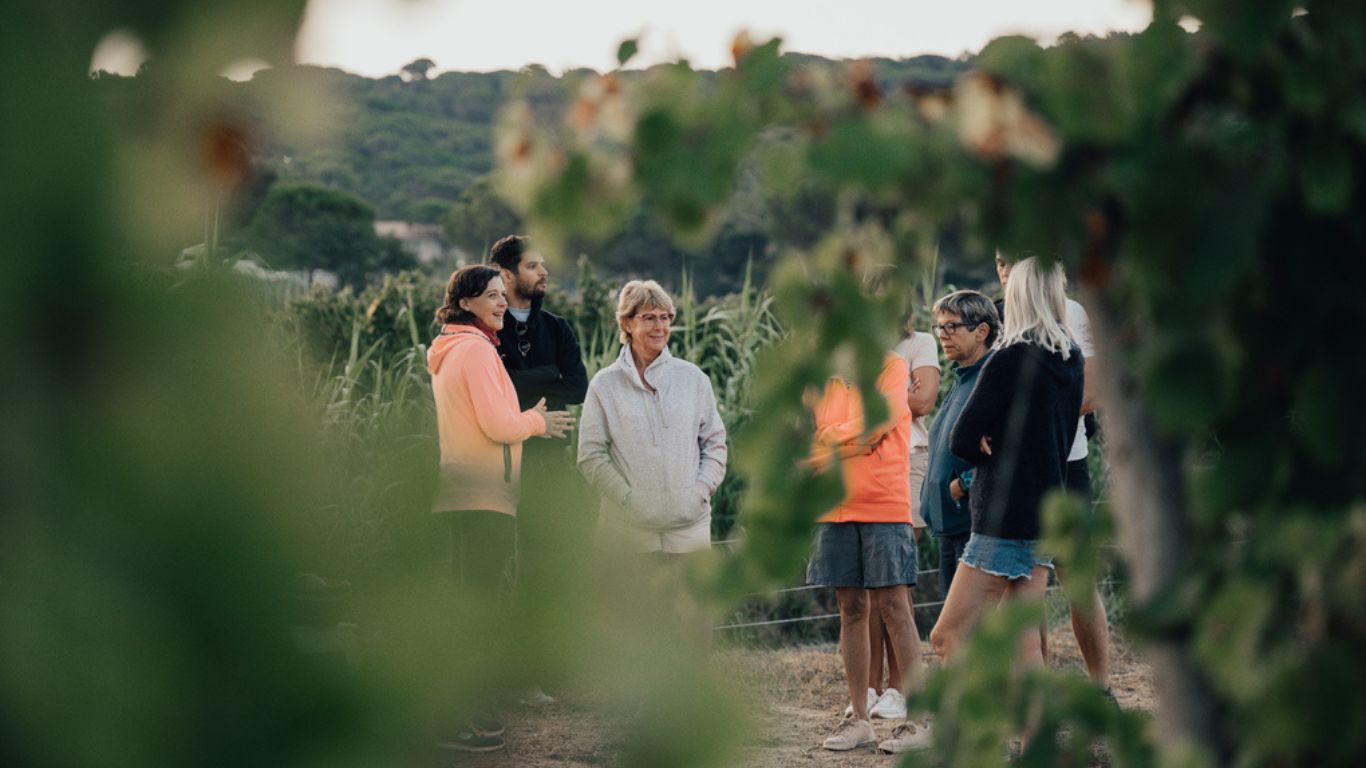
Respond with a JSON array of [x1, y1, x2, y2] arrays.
[[960, 533, 1054, 581], [806, 522, 919, 588]]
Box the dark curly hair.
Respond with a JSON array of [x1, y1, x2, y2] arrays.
[[436, 265, 501, 324]]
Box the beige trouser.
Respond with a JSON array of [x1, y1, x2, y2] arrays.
[[909, 449, 929, 529]]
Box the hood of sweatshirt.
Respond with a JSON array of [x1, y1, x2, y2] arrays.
[[610, 343, 674, 390], [427, 324, 493, 375]]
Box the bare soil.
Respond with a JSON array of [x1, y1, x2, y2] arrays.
[[444, 627, 1153, 767]]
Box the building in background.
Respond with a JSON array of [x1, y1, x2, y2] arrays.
[[375, 220, 464, 265]]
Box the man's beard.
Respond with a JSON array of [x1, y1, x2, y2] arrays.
[[519, 277, 547, 299]]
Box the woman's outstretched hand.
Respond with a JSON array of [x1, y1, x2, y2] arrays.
[[532, 397, 575, 438]]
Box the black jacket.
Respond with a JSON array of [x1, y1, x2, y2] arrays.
[[495, 297, 589, 413], [949, 341, 1083, 540]]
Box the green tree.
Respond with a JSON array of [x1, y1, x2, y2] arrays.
[[372, 234, 417, 275], [441, 175, 523, 257], [400, 57, 435, 82], [249, 181, 408, 287], [403, 196, 453, 224]]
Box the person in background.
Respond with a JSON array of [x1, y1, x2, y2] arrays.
[[996, 250, 1110, 688], [929, 257, 1083, 682], [576, 279, 727, 649], [487, 235, 590, 707], [428, 264, 574, 753], [856, 317, 942, 723], [804, 348, 932, 754], [920, 291, 1000, 599]]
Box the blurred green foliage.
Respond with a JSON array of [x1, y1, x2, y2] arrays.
[[2, 2, 747, 766], [499, 3, 1366, 766]]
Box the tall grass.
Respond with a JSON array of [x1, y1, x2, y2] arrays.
[[554, 256, 621, 378], [676, 259, 785, 427], [676, 262, 785, 537], [282, 276, 438, 580]]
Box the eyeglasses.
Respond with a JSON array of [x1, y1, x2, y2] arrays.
[[634, 312, 675, 326], [931, 320, 980, 336], [515, 320, 531, 357]]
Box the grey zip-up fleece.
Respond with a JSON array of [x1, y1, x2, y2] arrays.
[[577, 344, 728, 534]]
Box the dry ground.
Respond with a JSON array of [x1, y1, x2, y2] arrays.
[[443, 627, 1153, 767]]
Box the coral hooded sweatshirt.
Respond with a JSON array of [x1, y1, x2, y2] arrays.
[[809, 353, 914, 524], [428, 324, 547, 515]]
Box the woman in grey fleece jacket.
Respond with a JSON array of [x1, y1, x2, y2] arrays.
[[577, 280, 728, 555]]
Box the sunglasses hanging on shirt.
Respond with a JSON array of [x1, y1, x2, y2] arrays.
[[515, 319, 531, 357]]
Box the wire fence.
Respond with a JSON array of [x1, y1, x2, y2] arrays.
[[715, 579, 1122, 632], [711, 533, 1126, 634], [717, 590, 1039, 632]]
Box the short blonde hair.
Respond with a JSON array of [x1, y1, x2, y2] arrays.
[[616, 280, 675, 345]]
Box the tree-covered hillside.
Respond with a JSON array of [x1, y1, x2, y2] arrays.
[[231, 54, 974, 223], [250, 66, 521, 222], [91, 52, 979, 294]]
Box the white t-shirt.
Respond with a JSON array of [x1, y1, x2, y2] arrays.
[[1065, 299, 1094, 462], [892, 332, 942, 450]]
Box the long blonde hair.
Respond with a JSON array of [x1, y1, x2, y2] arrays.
[[997, 256, 1075, 359]]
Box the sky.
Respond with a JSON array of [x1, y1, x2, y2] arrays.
[[292, 0, 1154, 77]]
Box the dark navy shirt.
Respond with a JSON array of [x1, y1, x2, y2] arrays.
[[920, 352, 992, 537]]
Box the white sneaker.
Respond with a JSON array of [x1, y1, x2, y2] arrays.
[[518, 687, 556, 707], [878, 718, 933, 753], [870, 687, 907, 719], [841, 687, 878, 717], [822, 715, 877, 751]]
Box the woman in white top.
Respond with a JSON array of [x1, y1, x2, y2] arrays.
[[577, 280, 728, 652], [577, 280, 728, 555]]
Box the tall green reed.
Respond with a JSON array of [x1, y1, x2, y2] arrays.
[[282, 275, 438, 580]]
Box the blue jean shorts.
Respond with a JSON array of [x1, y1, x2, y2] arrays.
[[960, 533, 1054, 581], [806, 522, 919, 588]]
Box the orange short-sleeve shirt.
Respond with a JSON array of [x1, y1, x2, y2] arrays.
[[810, 353, 913, 524]]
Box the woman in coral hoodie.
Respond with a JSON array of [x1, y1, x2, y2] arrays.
[[428, 265, 574, 753], [429, 265, 574, 591]]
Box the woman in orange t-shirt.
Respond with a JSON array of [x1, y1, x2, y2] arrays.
[[805, 353, 930, 753]]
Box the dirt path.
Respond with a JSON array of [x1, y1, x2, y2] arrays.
[[724, 628, 1153, 767], [442, 627, 1153, 767]]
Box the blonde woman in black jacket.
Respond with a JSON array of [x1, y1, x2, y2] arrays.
[[928, 257, 1084, 671]]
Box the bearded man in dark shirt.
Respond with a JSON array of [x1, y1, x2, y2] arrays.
[[488, 235, 591, 707]]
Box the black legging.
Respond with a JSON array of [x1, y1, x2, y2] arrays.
[[446, 510, 516, 595]]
